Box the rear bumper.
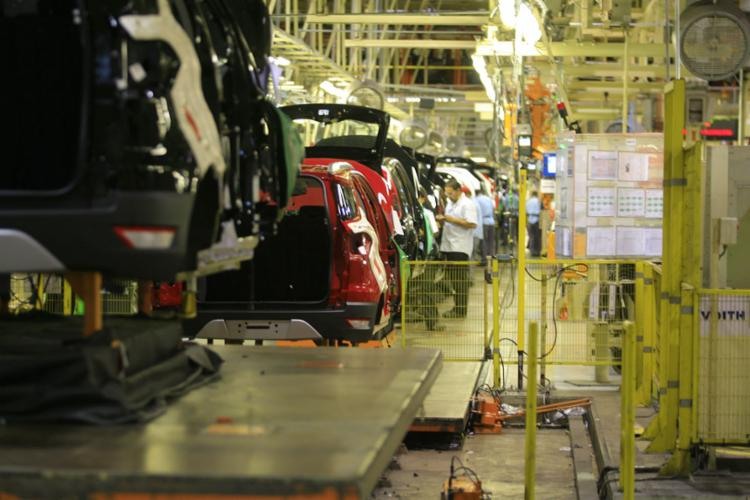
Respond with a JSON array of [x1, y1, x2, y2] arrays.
[[184, 302, 387, 343], [0, 191, 197, 280]]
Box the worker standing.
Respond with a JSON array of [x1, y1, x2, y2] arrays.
[[526, 190, 542, 257], [475, 187, 496, 266], [436, 180, 478, 318]]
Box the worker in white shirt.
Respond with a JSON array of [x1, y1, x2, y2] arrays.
[[436, 180, 478, 318]]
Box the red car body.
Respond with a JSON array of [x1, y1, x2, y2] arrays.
[[187, 161, 394, 343]]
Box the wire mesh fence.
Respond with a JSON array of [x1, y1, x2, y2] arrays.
[[400, 261, 488, 361], [9, 273, 138, 316], [696, 290, 750, 444], [497, 259, 638, 366]]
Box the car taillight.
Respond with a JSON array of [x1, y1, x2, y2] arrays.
[[346, 318, 371, 329], [114, 226, 176, 249], [351, 233, 372, 256]]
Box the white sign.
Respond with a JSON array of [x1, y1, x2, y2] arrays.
[[586, 226, 616, 256], [699, 296, 750, 336], [541, 179, 556, 194]]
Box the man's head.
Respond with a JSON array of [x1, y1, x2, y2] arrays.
[[531, 190, 539, 198], [444, 179, 463, 203]]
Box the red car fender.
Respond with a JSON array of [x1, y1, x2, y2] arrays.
[[342, 209, 388, 295]]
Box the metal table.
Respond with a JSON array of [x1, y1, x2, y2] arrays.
[[0, 345, 442, 499]]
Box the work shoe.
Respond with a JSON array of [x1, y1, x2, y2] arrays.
[[442, 309, 466, 319]]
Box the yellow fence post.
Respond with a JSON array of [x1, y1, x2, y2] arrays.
[[524, 321, 539, 500], [637, 263, 656, 406], [620, 321, 636, 499], [492, 258, 501, 388], [517, 169, 528, 389], [539, 273, 548, 387], [635, 262, 645, 398], [647, 79, 685, 453], [62, 277, 73, 316], [488, 266, 491, 354], [662, 286, 696, 475]]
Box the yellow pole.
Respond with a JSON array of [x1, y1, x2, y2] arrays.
[[635, 261, 645, 400], [517, 169, 528, 389], [492, 258, 501, 388], [620, 321, 636, 500], [637, 263, 656, 406], [524, 321, 539, 500], [488, 266, 491, 352], [63, 278, 73, 316], [539, 273, 548, 386]]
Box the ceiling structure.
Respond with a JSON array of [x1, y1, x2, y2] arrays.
[[265, 0, 678, 160]]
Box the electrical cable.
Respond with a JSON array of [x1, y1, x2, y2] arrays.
[[540, 263, 589, 360]]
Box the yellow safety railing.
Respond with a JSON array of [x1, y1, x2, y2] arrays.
[[694, 288, 750, 445], [400, 260, 489, 361], [494, 259, 641, 372], [9, 273, 139, 316]]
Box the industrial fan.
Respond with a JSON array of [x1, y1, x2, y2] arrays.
[[680, 0, 750, 81], [346, 80, 385, 110], [399, 119, 429, 149], [445, 136, 465, 155], [427, 131, 445, 154]]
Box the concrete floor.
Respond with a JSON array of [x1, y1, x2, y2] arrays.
[[372, 429, 577, 499], [373, 357, 750, 499]]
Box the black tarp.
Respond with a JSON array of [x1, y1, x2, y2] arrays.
[[0, 314, 222, 424]]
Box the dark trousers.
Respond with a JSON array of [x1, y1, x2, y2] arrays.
[[482, 224, 496, 263], [527, 221, 541, 257], [442, 251, 469, 314]]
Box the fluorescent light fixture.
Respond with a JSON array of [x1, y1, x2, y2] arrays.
[[271, 56, 291, 66], [319, 80, 347, 98], [474, 102, 493, 113], [499, 0, 516, 27], [497, 0, 541, 45], [471, 53, 496, 102]]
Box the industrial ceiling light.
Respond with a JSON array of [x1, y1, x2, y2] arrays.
[[346, 80, 385, 110], [319, 80, 347, 99], [497, 0, 542, 45], [472, 53, 497, 102]]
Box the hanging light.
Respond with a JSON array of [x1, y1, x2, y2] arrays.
[[497, 0, 542, 45]]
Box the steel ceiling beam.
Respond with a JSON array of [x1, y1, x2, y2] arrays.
[[475, 41, 675, 58], [346, 39, 477, 49], [305, 13, 489, 25], [347, 39, 674, 58]]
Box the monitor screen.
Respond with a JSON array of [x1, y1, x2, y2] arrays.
[[543, 153, 557, 177]]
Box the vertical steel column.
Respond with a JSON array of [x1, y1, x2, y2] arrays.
[[675, 0, 681, 79], [663, 142, 703, 476], [517, 169, 528, 389], [622, 32, 629, 129], [739, 69, 745, 143], [493, 258, 502, 388], [524, 321, 539, 500], [646, 79, 684, 454], [620, 321, 636, 500]]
